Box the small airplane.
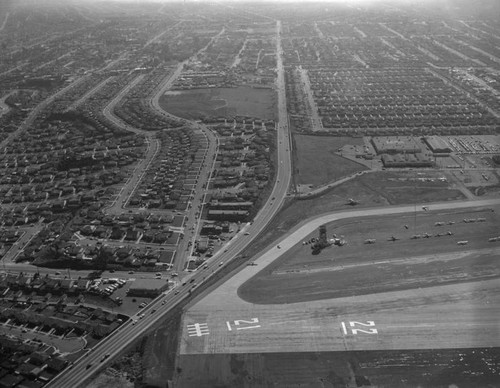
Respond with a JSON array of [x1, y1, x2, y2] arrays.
[[387, 236, 399, 242]]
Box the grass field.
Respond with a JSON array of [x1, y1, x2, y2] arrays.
[[237, 170, 466, 267], [239, 206, 500, 304], [174, 348, 500, 387], [159, 86, 276, 120], [293, 135, 367, 187]]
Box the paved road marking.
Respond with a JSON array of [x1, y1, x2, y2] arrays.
[[187, 323, 209, 337], [342, 320, 378, 335], [226, 318, 261, 331]]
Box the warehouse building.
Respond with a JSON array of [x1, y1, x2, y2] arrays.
[[126, 279, 169, 297], [381, 153, 434, 168], [371, 136, 422, 155], [423, 136, 452, 154]]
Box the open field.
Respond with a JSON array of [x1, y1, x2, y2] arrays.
[[175, 347, 500, 388], [159, 86, 276, 120], [292, 135, 367, 187], [238, 170, 466, 264], [239, 206, 500, 303]]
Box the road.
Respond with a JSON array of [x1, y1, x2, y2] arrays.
[[101, 74, 161, 216]]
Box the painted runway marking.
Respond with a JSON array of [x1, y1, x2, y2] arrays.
[[342, 321, 378, 335], [226, 318, 261, 331], [385, 324, 435, 328], [187, 323, 209, 337]]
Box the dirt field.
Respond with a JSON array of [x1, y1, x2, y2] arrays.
[[292, 135, 367, 187], [159, 86, 276, 120], [141, 311, 182, 386], [239, 206, 500, 304], [174, 347, 499, 388]]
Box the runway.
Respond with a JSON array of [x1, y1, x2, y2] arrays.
[[181, 278, 499, 355], [180, 199, 500, 356]]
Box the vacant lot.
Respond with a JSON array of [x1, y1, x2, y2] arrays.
[[159, 86, 276, 120], [293, 135, 367, 187], [239, 206, 500, 304], [174, 347, 500, 388]]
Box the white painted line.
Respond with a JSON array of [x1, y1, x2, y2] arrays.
[[236, 325, 261, 331], [226, 321, 232, 331], [341, 321, 348, 335], [385, 324, 435, 328]]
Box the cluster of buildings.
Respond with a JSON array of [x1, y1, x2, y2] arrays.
[[311, 68, 496, 133], [114, 65, 183, 131], [281, 16, 500, 136]]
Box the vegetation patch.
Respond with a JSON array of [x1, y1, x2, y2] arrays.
[[293, 134, 367, 187], [159, 86, 276, 120], [239, 207, 500, 304]]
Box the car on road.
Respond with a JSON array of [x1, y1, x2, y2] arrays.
[[219, 262, 223, 266], [244, 232, 250, 235], [175, 290, 179, 295]]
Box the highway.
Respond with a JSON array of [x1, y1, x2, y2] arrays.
[[47, 19, 293, 388]]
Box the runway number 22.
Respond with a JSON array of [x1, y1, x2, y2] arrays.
[[341, 321, 378, 335]]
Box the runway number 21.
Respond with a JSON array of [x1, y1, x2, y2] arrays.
[[226, 318, 261, 331], [341, 321, 378, 335]]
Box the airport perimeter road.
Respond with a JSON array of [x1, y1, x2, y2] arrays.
[[180, 198, 500, 355]]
